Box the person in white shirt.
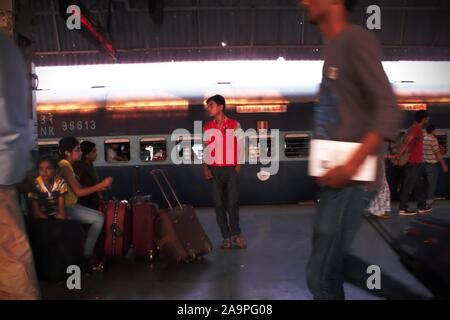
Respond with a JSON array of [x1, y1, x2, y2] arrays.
[[423, 124, 448, 206]]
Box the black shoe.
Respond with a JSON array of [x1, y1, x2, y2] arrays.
[[399, 209, 417, 216], [418, 206, 432, 214]]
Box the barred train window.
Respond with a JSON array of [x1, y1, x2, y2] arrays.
[[140, 138, 167, 162], [38, 141, 59, 157], [248, 134, 272, 162], [104, 139, 130, 163], [176, 135, 203, 162], [436, 131, 447, 155], [284, 134, 310, 158]]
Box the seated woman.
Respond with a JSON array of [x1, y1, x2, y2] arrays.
[[58, 136, 113, 271], [28, 155, 67, 220], [73, 141, 102, 210]]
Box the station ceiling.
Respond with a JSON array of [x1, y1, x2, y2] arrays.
[[32, 0, 450, 66]]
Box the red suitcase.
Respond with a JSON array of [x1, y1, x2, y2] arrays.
[[103, 200, 132, 257], [130, 196, 157, 260]]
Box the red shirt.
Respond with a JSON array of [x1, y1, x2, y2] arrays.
[[203, 117, 241, 167], [408, 123, 424, 164]]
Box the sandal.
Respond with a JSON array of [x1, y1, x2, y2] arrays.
[[221, 238, 232, 250]]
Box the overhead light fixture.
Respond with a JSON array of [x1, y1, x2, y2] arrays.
[[221, 42, 227, 47], [236, 104, 287, 114], [37, 103, 100, 113], [399, 103, 427, 111]]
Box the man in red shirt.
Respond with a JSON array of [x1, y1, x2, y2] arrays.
[[203, 95, 247, 250], [398, 110, 432, 215]]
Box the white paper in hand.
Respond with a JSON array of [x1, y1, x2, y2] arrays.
[[308, 139, 378, 182]]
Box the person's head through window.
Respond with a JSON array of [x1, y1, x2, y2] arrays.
[[58, 136, 82, 164], [107, 143, 128, 162], [81, 141, 97, 163]]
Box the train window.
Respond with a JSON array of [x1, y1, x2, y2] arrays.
[[38, 141, 59, 157], [248, 134, 272, 162], [284, 134, 310, 158], [140, 138, 167, 162], [176, 135, 203, 162], [436, 131, 447, 155], [104, 139, 130, 163]]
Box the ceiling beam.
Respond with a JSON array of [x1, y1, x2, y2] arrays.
[[50, 0, 61, 51]]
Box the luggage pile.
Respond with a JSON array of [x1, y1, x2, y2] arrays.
[[29, 169, 213, 283], [101, 169, 212, 263]]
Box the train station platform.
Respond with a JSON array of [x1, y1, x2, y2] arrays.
[[40, 201, 450, 300]]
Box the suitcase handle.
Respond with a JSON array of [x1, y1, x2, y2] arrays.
[[150, 169, 183, 209], [133, 166, 142, 196]]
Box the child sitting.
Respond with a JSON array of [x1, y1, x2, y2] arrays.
[[28, 155, 67, 220]]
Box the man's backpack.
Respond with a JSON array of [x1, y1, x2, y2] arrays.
[[389, 131, 410, 167]]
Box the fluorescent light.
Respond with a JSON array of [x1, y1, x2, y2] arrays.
[[35, 61, 450, 106]]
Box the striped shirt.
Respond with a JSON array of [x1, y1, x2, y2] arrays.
[[423, 133, 440, 164], [28, 176, 68, 216]]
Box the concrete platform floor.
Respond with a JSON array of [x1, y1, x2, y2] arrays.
[[40, 201, 450, 300]]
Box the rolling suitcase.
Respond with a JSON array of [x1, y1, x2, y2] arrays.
[[150, 169, 213, 263], [103, 200, 132, 257], [366, 215, 450, 298], [130, 195, 158, 260]]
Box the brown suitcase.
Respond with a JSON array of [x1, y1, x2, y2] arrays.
[[150, 169, 213, 263]]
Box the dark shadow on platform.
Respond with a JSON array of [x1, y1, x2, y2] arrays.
[[343, 254, 430, 300]]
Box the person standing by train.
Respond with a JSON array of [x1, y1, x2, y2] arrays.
[[203, 95, 247, 250], [0, 33, 40, 299], [396, 110, 432, 215], [58, 137, 112, 271], [423, 124, 448, 207], [300, 0, 401, 300]]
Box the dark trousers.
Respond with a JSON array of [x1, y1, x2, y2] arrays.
[[210, 166, 240, 239], [306, 186, 375, 299], [399, 163, 427, 210]]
